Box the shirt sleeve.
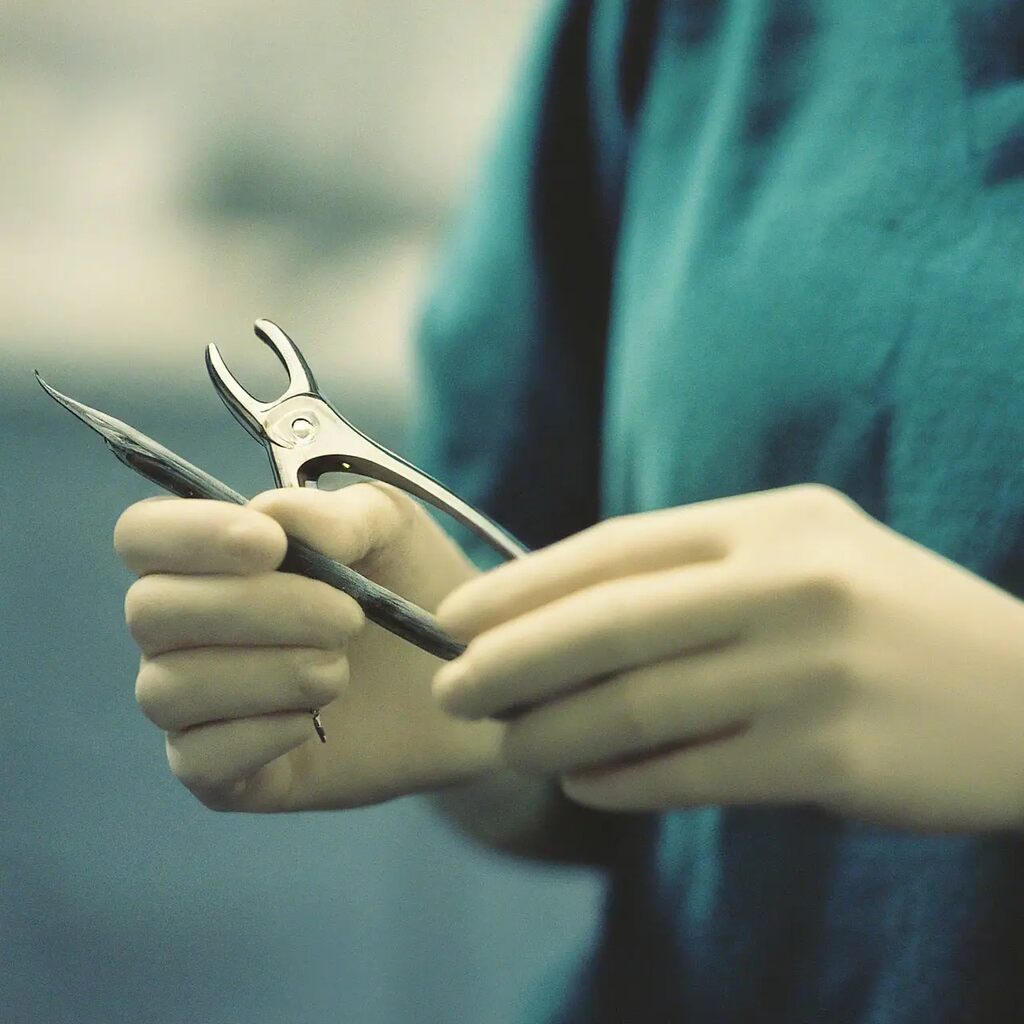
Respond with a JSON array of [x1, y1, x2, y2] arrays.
[[405, 0, 620, 570]]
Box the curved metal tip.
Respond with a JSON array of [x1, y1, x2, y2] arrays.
[[34, 370, 124, 440], [252, 318, 318, 397], [205, 341, 268, 426], [33, 370, 81, 417], [34, 370, 107, 425]]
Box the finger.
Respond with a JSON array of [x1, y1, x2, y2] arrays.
[[501, 642, 797, 775], [247, 482, 415, 567], [136, 646, 349, 731], [433, 560, 749, 720], [435, 499, 739, 638], [114, 498, 287, 576], [165, 710, 314, 801], [125, 572, 364, 657], [560, 715, 825, 811]]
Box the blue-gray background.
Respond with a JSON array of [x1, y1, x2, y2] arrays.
[[2, 3, 605, 1019]]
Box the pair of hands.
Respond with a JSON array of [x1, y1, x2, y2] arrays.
[[117, 481, 1024, 833]]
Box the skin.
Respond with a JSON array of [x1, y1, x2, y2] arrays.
[[433, 483, 1024, 833], [117, 480, 1024, 838], [115, 483, 506, 813]]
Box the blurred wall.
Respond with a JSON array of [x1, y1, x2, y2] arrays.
[[2, 0, 539, 393], [1, 3, 605, 1022]]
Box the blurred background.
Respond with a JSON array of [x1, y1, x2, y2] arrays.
[[1, 2, 605, 1021]]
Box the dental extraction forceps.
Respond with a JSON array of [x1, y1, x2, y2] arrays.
[[205, 320, 527, 559], [205, 320, 530, 739]]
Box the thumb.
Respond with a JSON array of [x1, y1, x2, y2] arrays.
[[247, 482, 417, 567]]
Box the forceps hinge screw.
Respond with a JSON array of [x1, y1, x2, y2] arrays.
[[265, 405, 322, 448], [291, 417, 318, 443]]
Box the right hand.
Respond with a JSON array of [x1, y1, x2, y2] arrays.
[[114, 482, 504, 813]]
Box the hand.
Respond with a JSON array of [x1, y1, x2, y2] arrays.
[[115, 483, 502, 813], [431, 483, 1024, 832]]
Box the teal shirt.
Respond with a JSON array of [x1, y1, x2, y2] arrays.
[[410, 1, 1024, 1019]]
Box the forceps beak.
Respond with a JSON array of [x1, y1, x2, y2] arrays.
[[205, 319, 530, 557], [205, 319, 320, 441]]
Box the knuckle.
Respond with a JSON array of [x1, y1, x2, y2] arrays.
[[613, 674, 655, 748], [573, 518, 627, 568], [187, 774, 250, 812], [112, 505, 139, 559], [500, 718, 541, 772], [123, 576, 164, 643], [247, 487, 301, 521], [296, 650, 349, 705], [501, 706, 576, 774], [593, 514, 625, 535], [168, 755, 224, 795], [112, 498, 164, 552], [786, 481, 860, 528], [330, 484, 411, 568], [590, 609, 637, 664], [787, 481, 841, 507], [591, 515, 633, 549], [296, 580, 363, 646], [794, 564, 854, 611], [323, 590, 365, 639], [783, 647, 857, 708], [134, 659, 175, 727], [164, 731, 240, 802], [815, 648, 858, 700], [766, 549, 858, 626], [800, 725, 855, 802], [168, 752, 241, 803], [460, 635, 494, 679], [192, 789, 236, 812], [221, 514, 286, 570], [365, 482, 417, 528], [802, 718, 874, 807]]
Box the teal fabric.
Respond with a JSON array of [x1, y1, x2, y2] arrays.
[[408, 1, 1024, 1019]]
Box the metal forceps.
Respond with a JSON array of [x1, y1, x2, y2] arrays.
[[205, 319, 528, 558], [205, 320, 530, 738]]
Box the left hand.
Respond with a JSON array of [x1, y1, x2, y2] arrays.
[[431, 484, 1024, 832]]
